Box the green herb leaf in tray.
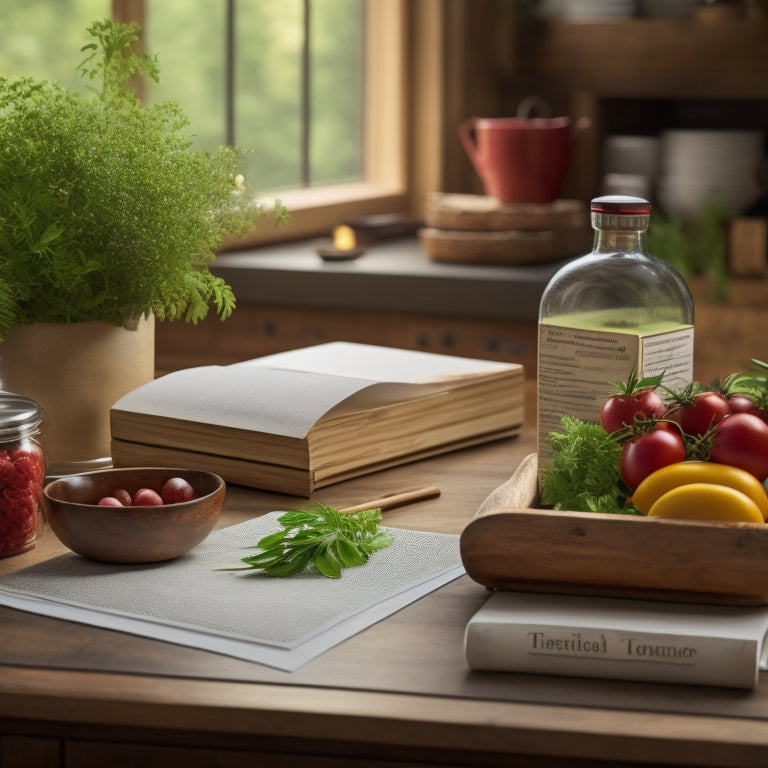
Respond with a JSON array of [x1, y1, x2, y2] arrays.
[[539, 415, 637, 515]]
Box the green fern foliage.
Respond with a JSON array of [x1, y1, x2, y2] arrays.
[[0, 20, 287, 339]]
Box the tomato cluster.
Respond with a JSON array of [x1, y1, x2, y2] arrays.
[[601, 370, 768, 491]]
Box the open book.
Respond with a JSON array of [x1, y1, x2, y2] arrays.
[[465, 591, 768, 689], [110, 342, 524, 495]]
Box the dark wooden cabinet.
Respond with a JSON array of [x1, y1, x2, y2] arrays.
[[448, 9, 768, 204]]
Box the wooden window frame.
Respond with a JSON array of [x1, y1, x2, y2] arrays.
[[112, 0, 446, 247]]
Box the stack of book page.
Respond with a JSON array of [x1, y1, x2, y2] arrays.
[[110, 342, 524, 495]]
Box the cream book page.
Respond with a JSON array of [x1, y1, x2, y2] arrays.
[[236, 341, 515, 384], [235, 341, 519, 416], [112, 343, 519, 439]]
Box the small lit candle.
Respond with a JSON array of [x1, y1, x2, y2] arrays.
[[317, 225, 365, 261], [333, 225, 356, 251]]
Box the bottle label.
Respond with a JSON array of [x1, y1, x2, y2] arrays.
[[537, 322, 694, 464]]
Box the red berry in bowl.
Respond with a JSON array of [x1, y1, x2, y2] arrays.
[[133, 488, 163, 506], [98, 496, 124, 507], [161, 477, 197, 504]]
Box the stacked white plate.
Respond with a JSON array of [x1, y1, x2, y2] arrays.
[[601, 134, 659, 198], [657, 130, 765, 217], [603, 135, 660, 177]]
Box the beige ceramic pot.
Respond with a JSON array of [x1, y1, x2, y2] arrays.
[[0, 316, 155, 476]]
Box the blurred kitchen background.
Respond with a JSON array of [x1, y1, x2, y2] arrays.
[[471, 0, 768, 297], [2, 0, 767, 383]]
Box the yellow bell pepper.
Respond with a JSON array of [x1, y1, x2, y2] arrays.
[[647, 482, 765, 524], [632, 461, 768, 520]]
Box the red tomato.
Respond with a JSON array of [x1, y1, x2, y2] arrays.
[[133, 488, 163, 506], [668, 391, 730, 436], [727, 394, 762, 418], [161, 477, 196, 504], [710, 413, 768, 481], [620, 425, 686, 490], [600, 388, 667, 435]]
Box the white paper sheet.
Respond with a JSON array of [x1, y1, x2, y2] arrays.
[[0, 513, 464, 672]]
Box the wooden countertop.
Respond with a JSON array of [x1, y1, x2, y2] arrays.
[[3, 381, 768, 766]]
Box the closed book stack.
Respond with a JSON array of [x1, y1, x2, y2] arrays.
[[110, 342, 524, 496], [465, 591, 768, 689], [419, 193, 591, 266]]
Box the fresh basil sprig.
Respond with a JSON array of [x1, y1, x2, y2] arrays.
[[233, 503, 393, 579]]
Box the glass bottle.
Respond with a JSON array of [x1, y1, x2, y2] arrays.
[[537, 195, 694, 464], [0, 393, 45, 557]]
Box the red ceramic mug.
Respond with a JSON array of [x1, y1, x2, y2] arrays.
[[458, 115, 588, 204]]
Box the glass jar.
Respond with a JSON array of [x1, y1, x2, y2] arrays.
[[0, 393, 45, 558]]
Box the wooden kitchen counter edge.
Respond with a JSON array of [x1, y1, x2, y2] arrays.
[[4, 380, 768, 767], [2, 665, 767, 765]]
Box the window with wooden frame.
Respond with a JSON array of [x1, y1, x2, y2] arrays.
[[1, 0, 444, 245], [115, 0, 438, 246]]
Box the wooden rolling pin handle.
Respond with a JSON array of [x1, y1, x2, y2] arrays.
[[339, 486, 441, 514]]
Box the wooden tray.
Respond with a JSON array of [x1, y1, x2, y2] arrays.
[[460, 454, 768, 605]]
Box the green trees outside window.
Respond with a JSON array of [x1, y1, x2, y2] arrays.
[[1, 0, 364, 194]]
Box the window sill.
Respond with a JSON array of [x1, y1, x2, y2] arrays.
[[221, 183, 409, 251], [213, 236, 560, 321]]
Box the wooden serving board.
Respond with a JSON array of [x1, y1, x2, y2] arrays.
[[424, 193, 588, 232], [460, 454, 768, 605], [419, 226, 591, 266]]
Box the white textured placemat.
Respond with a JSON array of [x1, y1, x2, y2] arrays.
[[0, 512, 464, 671]]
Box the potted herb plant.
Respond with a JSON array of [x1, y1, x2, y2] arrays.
[[0, 19, 287, 474]]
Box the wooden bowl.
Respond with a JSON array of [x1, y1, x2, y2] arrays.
[[43, 467, 226, 563]]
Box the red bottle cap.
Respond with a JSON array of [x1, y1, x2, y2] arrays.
[[591, 195, 651, 216]]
